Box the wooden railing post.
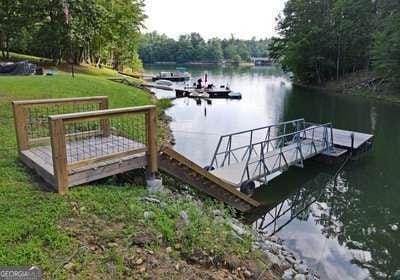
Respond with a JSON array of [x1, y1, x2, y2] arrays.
[[49, 118, 69, 194], [99, 97, 110, 137], [146, 107, 158, 174], [12, 102, 29, 152]]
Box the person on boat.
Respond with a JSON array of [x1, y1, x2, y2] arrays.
[[197, 78, 203, 89]]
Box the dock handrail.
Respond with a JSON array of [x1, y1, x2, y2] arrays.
[[209, 119, 307, 169], [209, 119, 334, 187], [217, 118, 306, 138], [239, 123, 333, 184]]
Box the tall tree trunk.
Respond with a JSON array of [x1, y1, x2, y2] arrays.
[[96, 57, 101, 68], [336, 34, 340, 80], [315, 63, 322, 85], [4, 35, 10, 59]]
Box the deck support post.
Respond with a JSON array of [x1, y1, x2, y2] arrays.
[[99, 97, 110, 137], [49, 118, 69, 194], [146, 107, 158, 176], [12, 102, 29, 152]]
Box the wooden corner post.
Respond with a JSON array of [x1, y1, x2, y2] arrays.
[[49, 117, 69, 194], [12, 102, 29, 152], [99, 97, 110, 137], [146, 106, 158, 175]]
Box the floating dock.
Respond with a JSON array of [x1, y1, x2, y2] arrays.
[[160, 119, 373, 211], [206, 119, 373, 193]]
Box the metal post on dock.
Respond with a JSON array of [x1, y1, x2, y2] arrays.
[[350, 133, 355, 153]]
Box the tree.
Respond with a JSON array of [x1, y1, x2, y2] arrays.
[[138, 32, 271, 64], [269, 0, 376, 84], [0, 0, 41, 58], [372, 1, 400, 89], [206, 38, 223, 62], [1, 0, 146, 71]]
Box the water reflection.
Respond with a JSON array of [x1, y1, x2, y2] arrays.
[[148, 65, 292, 165], [144, 65, 400, 279], [246, 161, 373, 279]]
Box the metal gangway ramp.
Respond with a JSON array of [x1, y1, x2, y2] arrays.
[[208, 119, 334, 192], [158, 147, 261, 212]]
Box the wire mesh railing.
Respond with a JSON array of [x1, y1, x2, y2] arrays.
[[12, 96, 108, 152], [61, 112, 148, 166]]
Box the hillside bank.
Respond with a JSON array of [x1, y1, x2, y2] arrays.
[[293, 71, 400, 105]]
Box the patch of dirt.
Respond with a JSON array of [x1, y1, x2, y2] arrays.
[[59, 211, 277, 280], [158, 112, 175, 146]]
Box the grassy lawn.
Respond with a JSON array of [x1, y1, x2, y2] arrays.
[[0, 66, 271, 279]]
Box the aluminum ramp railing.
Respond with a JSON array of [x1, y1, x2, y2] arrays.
[[209, 120, 334, 190]]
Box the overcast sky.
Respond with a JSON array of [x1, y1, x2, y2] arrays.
[[143, 0, 286, 40]]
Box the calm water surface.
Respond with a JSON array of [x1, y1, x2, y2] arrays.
[[145, 65, 400, 279]]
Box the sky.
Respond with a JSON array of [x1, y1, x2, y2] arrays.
[[143, 0, 286, 40]]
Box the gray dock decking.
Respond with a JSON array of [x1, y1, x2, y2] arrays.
[[313, 128, 373, 149]]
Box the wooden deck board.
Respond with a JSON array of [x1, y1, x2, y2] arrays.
[[21, 134, 147, 187]]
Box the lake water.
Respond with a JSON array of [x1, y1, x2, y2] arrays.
[[145, 65, 400, 279]]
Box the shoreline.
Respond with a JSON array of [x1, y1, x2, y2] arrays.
[[143, 61, 256, 67], [292, 82, 400, 105]]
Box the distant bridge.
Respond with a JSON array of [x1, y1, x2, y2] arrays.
[[250, 57, 272, 66]]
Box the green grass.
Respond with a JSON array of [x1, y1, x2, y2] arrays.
[[0, 66, 263, 279], [0, 72, 150, 108]]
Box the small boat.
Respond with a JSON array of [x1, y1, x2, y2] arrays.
[[152, 68, 191, 82], [204, 84, 231, 98], [175, 74, 240, 100], [228, 92, 242, 99], [155, 79, 174, 86], [189, 90, 209, 99]]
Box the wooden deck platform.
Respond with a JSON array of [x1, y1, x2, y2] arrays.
[[20, 135, 147, 188], [13, 97, 157, 194], [210, 139, 325, 186]]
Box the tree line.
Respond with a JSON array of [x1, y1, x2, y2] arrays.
[[0, 0, 145, 70], [269, 0, 400, 89], [139, 32, 270, 64]]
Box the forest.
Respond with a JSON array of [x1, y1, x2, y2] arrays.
[[0, 0, 145, 70], [138, 32, 270, 64], [2, 0, 400, 90], [269, 0, 400, 89]]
